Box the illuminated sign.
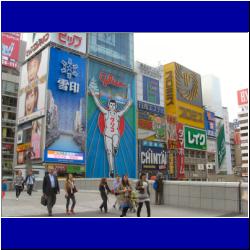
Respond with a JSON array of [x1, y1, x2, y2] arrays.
[[99, 72, 127, 88], [204, 110, 216, 137], [237, 89, 248, 106], [143, 75, 160, 105], [165, 70, 174, 106], [46, 150, 84, 161]]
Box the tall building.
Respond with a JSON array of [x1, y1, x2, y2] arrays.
[[1, 33, 26, 177], [135, 61, 166, 178], [237, 88, 248, 175]]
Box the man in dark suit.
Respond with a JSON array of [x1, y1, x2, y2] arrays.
[[43, 166, 60, 216]]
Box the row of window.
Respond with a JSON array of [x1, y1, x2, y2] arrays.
[[2, 95, 17, 107], [185, 150, 206, 158]]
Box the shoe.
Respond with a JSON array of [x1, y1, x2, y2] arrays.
[[48, 213, 52, 216], [99, 207, 103, 212], [120, 215, 123, 217], [66, 210, 70, 215], [70, 210, 75, 215], [16, 198, 19, 201]]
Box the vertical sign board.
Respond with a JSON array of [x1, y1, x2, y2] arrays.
[[142, 75, 160, 104], [176, 123, 185, 179], [44, 47, 86, 164], [237, 89, 248, 106], [87, 60, 136, 178], [184, 126, 207, 151], [2, 33, 21, 69], [204, 110, 216, 137], [217, 125, 226, 168]]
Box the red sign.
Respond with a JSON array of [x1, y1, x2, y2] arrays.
[[234, 132, 241, 145], [58, 33, 82, 48], [2, 33, 20, 69], [237, 89, 248, 106], [176, 123, 185, 179], [99, 72, 127, 88]]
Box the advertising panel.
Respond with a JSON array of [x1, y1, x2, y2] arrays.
[[207, 138, 216, 153], [88, 33, 134, 69], [138, 110, 166, 140], [184, 126, 207, 151], [164, 63, 176, 115], [25, 33, 87, 60], [17, 48, 49, 124], [142, 75, 160, 105], [87, 59, 136, 178], [139, 141, 167, 174], [234, 131, 241, 145], [137, 101, 164, 116], [217, 125, 226, 168], [177, 101, 204, 129], [16, 118, 43, 165], [176, 123, 185, 179], [2, 33, 20, 69], [237, 88, 248, 106], [175, 63, 203, 107], [44, 47, 86, 164], [204, 110, 216, 137]]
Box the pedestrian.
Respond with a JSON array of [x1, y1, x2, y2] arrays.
[[99, 178, 111, 213], [113, 174, 121, 209], [64, 174, 77, 215], [136, 172, 151, 217], [155, 172, 164, 205], [2, 179, 8, 199], [118, 175, 132, 217], [14, 170, 24, 200], [42, 166, 60, 216], [24, 169, 35, 196]]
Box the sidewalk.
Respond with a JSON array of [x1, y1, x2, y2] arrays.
[[1, 190, 241, 217]]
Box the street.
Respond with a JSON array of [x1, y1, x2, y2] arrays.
[[1, 189, 240, 217]]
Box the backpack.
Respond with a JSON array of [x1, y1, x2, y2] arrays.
[[153, 180, 158, 191]]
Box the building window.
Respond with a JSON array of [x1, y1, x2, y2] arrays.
[[190, 150, 194, 158], [238, 113, 248, 118], [242, 153, 248, 157], [241, 133, 248, 137], [2, 96, 17, 107], [239, 120, 248, 124], [196, 151, 201, 158], [185, 150, 189, 157], [240, 126, 248, 131], [190, 165, 195, 171], [241, 146, 248, 151]]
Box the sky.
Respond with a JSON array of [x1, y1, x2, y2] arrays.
[[134, 33, 249, 122]]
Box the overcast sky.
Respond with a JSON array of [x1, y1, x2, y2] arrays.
[[134, 33, 249, 122]]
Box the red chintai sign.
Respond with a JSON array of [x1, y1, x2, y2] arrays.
[[176, 123, 185, 179], [2, 33, 21, 69]]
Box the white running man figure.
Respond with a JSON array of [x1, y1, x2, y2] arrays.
[[90, 87, 132, 177]]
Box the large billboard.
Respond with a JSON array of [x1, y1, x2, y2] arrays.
[[175, 63, 203, 107], [184, 126, 207, 151], [237, 88, 248, 106], [204, 110, 216, 137], [17, 48, 49, 124], [44, 47, 86, 164], [2, 33, 21, 69], [87, 59, 136, 178], [217, 125, 226, 168], [164, 62, 204, 129], [16, 117, 44, 165], [88, 33, 134, 69], [176, 123, 185, 179], [25, 33, 87, 60], [138, 140, 167, 176]]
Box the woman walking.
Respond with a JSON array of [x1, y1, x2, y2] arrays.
[[14, 170, 24, 200], [99, 178, 111, 213], [136, 173, 151, 217], [118, 175, 132, 217], [64, 174, 77, 215]]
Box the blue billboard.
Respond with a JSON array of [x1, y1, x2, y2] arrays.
[[204, 110, 216, 138], [88, 33, 134, 69], [143, 75, 160, 105], [44, 47, 86, 164], [87, 59, 136, 178]]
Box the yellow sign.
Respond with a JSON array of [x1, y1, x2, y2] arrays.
[[164, 63, 204, 129], [169, 151, 175, 175], [16, 143, 31, 152]]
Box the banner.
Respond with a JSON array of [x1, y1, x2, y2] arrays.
[[44, 47, 86, 164], [17, 48, 49, 124], [176, 123, 185, 179], [166, 115, 177, 149], [139, 140, 167, 172], [87, 60, 136, 178], [237, 88, 248, 106], [217, 125, 226, 168], [204, 110, 216, 137], [2, 33, 20, 69], [184, 126, 207, 151], [88, 33, 134, 69], [137, 101, 164, 116]]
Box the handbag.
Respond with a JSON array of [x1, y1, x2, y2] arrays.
[[73, 186, 78, 193], [41, 194, 47, 206]]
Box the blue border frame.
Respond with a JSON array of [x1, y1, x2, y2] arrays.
[[1, 1, 249, 250]]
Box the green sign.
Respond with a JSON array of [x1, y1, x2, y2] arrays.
[[67, 165, 85, 174], [184, 126, 207, 150], [217, 125, 226, 167]]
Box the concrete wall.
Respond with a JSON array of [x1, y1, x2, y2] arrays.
[[7, 179, 248, 215]]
